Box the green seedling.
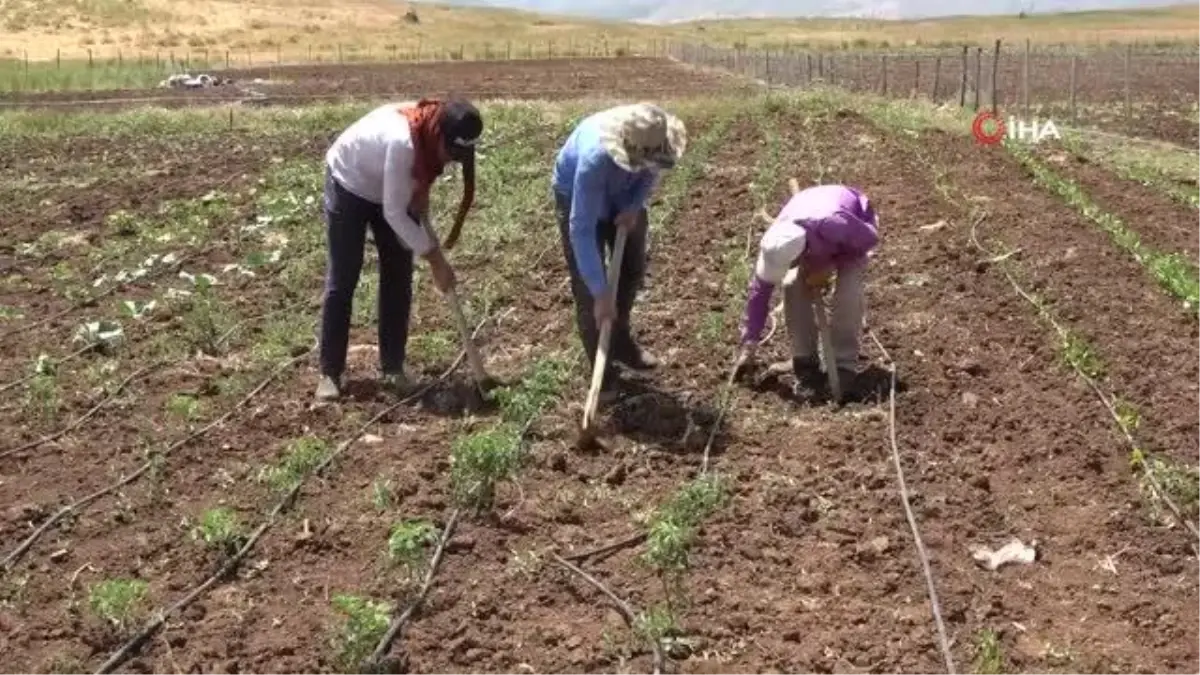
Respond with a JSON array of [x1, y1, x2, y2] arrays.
[[87, 578, 148, 631], [165, 393, 202, 423], [190, 507, 246, 556], [25, 373, 60, 422], [409, 330, 457, 365], [371, 478, 395, 512], [491, 357, 572, 425], [1113, 398, 1141, 436], [1058, 330, 1103, 380], [698, 311, 725, 344], [259, 436, 331, 493], [643, 474, 730, 574], [973, 628, 1005, 674], [386, 519, 438, 572], [450, 425, 523, 512], [179, 273, 229, 356], [329, 594, 391, 672]]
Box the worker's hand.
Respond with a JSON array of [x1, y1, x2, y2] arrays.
[[424, 248, 457, 294], [593, 289, 617, 326], [614, 209, 640, 233], [805, 269, 833, 290]]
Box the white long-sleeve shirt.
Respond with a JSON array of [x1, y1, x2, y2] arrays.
[[325, 103, 435, 256]]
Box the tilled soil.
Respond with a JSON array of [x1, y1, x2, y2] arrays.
[[0, 58, 754, 111], [920, 127, 1199, 467], [1, 100, 1196, 674], [1032, 146, 1199, 262]]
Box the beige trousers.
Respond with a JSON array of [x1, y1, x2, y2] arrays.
[[783, 257, 867, 372]]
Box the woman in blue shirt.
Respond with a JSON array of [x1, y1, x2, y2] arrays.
[[552, 103, 687, 403]]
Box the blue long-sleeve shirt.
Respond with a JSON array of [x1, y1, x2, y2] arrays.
[[552, 114, 656, 296]]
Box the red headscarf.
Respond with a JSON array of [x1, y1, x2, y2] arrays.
[[400, 99, 475, 249]]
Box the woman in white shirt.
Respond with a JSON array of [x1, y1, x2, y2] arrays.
[[317, 97, 482, 402]]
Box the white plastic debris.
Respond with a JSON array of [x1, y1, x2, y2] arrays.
[[972, 538, 1038, 571]]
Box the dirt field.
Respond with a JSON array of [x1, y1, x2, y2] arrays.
[[0, 58, 1197, 675], [674, 45, 1199, 146], [0, 57, 755, 110]]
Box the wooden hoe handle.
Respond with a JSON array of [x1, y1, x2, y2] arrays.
[[581, 228, 628, 432]]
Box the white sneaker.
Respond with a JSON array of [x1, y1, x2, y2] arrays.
[[315, 375, 341, 401]]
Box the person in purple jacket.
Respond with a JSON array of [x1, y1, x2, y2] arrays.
[[736, 183, 880, 401]]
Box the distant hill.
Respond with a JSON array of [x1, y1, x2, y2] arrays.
[[420, 0, 1193, 22], [2, 0, 1194, 62]]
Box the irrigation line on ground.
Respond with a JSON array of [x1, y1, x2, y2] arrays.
[[865, 329, 957, 675], [0, 341, 98, 395], [550, 553, 665, 675], [0, 248, 203, 342], [95, 328, 484, 674], [366, 508, 463, 669], [1, 343, 313, 572], [561, 532, 648, 563], [0, 284, 120, 342], [968, 213, 1200, 544], [0, 361, 162, 460]]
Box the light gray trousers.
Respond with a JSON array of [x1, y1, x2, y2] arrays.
[[783, 257, 867, 372]]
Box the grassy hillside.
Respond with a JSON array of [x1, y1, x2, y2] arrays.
[[0, 0, 1195, 61]]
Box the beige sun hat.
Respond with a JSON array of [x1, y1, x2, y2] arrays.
[[595, 103, 687, 172]]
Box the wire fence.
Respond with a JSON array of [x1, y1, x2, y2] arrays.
[[0, 38, 672, 92], [666, 40, 1199, 140]]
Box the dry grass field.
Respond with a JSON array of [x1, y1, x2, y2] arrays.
[[0, 0, 1196, 61]]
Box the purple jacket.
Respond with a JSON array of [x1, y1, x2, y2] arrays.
[[740, 184, 879, 344]]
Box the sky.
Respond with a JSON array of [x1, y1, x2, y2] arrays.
[[421, 0, 1183, 22]]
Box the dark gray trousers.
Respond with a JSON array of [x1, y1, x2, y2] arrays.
[[319, 170, 414, 378], [554, 192, 648, 386]]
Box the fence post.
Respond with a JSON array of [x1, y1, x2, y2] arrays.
[[828, 54, 835, 87], [992, 39, 1001, 113], [881, 54, 888, 95], [56, 48, 61, 69], [225, 50, 230, 69], [1069, 54, 1077, 123], [959, 45, 967, 107], [765, 49, 771, 87], [1123, 44, 1132, 132], [806, 52, 813, 84], [913, 58, 920, 98], [973, 47, 982, 110], [1022, 38, 1030, 118], [88, 49, 94, 68], [932, 56, 941, 100]]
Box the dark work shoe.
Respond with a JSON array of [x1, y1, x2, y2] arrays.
[[791, 357, 825, 401]]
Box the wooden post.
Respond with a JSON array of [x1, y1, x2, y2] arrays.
[[1022, 38, 1030, 118], [1124, 44, 1132, 131], [1069, 54, 1078, 123], [991, 39, 1001, 113], [806, 52, 813, 84], [225, 50, 230, 69], [932, 56, 941, 100], [828, 55, 835, 86], [56, 48, 61, 69], [959, 45, 968, 107], [881, 54, 888, 95], [973, 47, 982, 110], [913, 58, 921, 98], [88, 49, 94, 68]]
